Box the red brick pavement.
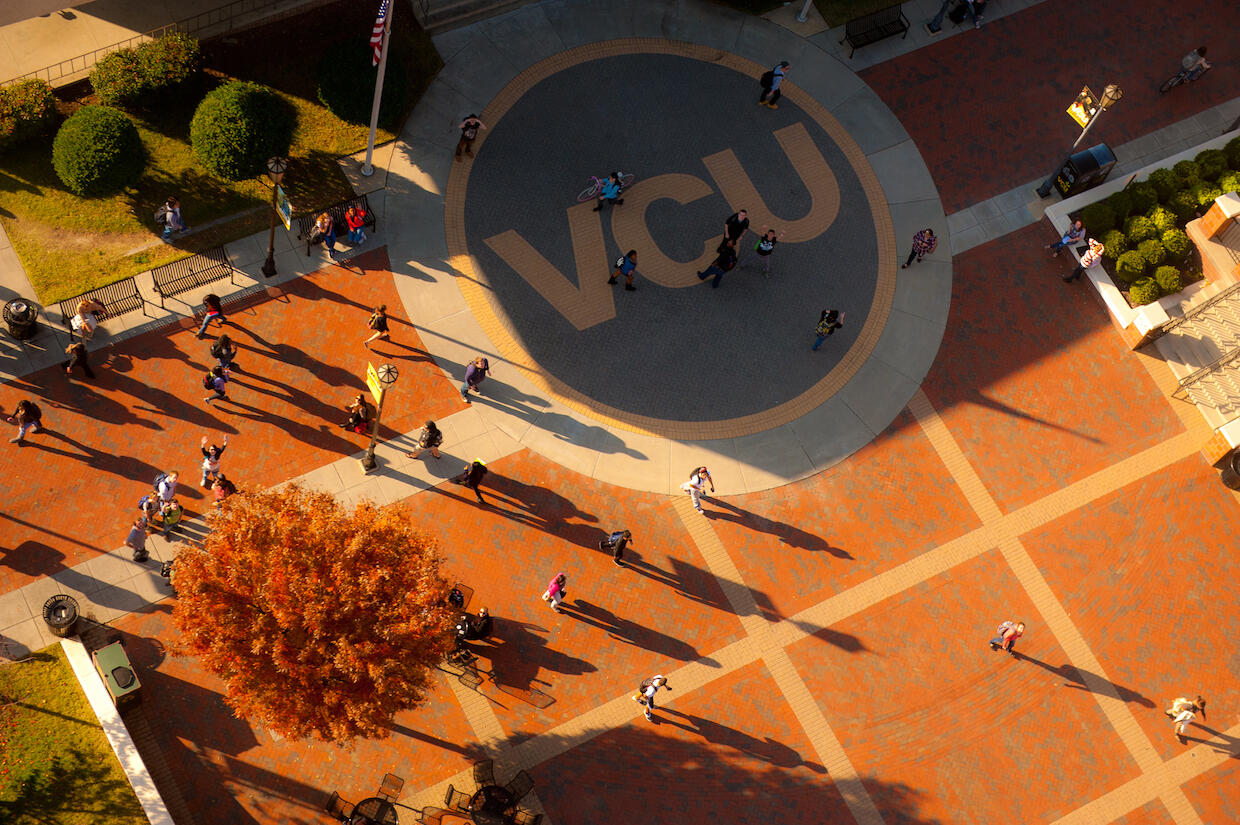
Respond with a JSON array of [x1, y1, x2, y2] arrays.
[[1112, 800, 1177, 825], [921, 224, 1184, 514], [862, 0, 1240, 212], [0, 248, 463, 594], [1182, 760, 1240, 824]]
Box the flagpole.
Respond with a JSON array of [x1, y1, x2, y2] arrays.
[[362, 1, 393, 177]]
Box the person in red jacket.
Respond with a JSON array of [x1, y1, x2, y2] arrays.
[[345, 205, 367, 245]]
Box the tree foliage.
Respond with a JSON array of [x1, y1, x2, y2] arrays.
[[171, 484, 456, 744]]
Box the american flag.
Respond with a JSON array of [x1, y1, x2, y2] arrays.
[[370, 0, 389, 67]]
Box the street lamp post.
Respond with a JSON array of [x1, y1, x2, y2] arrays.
[[1036, 84, 1123, 199], [261, 156, 289, 279], [360, 363, 399, 472]]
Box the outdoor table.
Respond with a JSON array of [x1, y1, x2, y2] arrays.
[[469, 785, 514, 825], [351, 797, 398, 825]]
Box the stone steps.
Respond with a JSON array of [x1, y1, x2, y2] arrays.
[[417, 0, 533, 32]]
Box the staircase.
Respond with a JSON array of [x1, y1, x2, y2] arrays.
[[1155, 281, 1240, 428], [413, 0, 534, 32]]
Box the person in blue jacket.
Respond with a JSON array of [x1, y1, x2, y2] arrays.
[[593, 172, 625, 212]]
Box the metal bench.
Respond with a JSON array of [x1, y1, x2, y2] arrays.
[[57, 277, 147, 332], [150, 246, 236, 307], [840, 4, 910, 57], [294, 194, 377, 256]]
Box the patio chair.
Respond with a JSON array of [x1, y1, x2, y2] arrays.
[[511, 809, 543, 825], [472, 758, 495, 788], [445, 783, 472, 812], [325, 791, 355, 821], [503, 770, 534, 804], [378, 772, 404, 801], [417, 806, 451, 824]]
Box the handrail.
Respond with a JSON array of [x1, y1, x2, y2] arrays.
[[1160, 280, 1240, 337], [1173, 342, 1240, 400]]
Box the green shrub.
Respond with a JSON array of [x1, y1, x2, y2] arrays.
[[1194, 148, 1227, 181], [51, 105, 144, 196], [1167, 190, 1197, 223], [1100, 229, 1129, 262], [1126, 182, 1158, 215], [1124, 215, 1157, 245], [1148, 168, 1180, 202], [1219, 171, 1240, 195], [1136, 238, 1166, 268], [1105, 190, 1133, 221], [90, 32, 201, 108], [190, 81, 294, 180], [1148, 206, 1178, 233], [0, 79, 58, 153], [1226, 136, 1240, 170], [315, 36, 410, 129], [1173, 160, 1202, 186], [1114, 250, 1147, 284], [1154, 265, 1183, 296], [1128, 278, 1162, 306], [1189, 182, 1222, 209], [1080, 201, 1116, 236], [1161, 228, 1191, 263]]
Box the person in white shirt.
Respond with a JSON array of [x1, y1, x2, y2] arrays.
[[681, 466, 715, 514]]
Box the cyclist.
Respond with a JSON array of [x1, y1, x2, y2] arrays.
[[1180, 46, 1211, 80], [593, 172, 624, 212]]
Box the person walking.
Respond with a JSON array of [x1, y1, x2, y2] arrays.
[[1064, 238, 1105, 282], [1166, 696, 1206, 740], [753, 227, 778, 275], [210, 334, 239, 372], [405, 420, 443, 460], [637, 675, 672, 721], [62, 341, 96, 379], [455, 114, 486, 161], [203, 365, 229, 404], [608, 250, 639, 291], [988, 620, 1025, 655], [593, 172, 625, 212], [158, 196, 189, 242], [7, 399, 44, 444], [812, 309, 845, 351], [901, 228, 938, 268], [200, 435, 229, 488], [363, 305, 390, 350], [723, 210, 750, 249], [454, 458, 488, 503], [1046, 219, 1085, 257], [542, 572, 568, 613], [124, 517, 149, 562], [196, 293, 225, 338], [758, 62, 789, 109], [460, 356, 491, 403], [681, 466, 714, 513], [696, 241, 738, 289], [600, 529, 632, 566]]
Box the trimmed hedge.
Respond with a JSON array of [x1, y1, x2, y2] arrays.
[[1100, 229, 1128, 262], [1167, 190, 1197, 223], [190, 81, 294, 180], [1114, 251, 1147, 284], [1105, 190, 1133, 222], [1080, 201, 1116, 236], [1225, 136, 1240, 171], [51, 105, 144, 196], [0, 79, 58, 154], [1193, 148, 1227, 181], [1189, 182, 1221, 209], [1124, 215, 1157, 245], [1154, 265, 1183, 296], [1219, 171, 1240, 196], [1161, 228, 1191, 263], [1149, 168, 1180, 202], [90, 32, 201, 108], [315, 36, 410, 129], [1128, 278, 1161, 306], [1127, 181, 1158, 214], [1136, 238, 1166, 268], [1147, 206, 1177, 233], [1173, 160, 1201, 186]]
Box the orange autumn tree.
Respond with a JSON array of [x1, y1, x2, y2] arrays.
[[171, 484, 456, 744]]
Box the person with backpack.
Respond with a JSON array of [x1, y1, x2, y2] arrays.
[[453, 458, 489, 503], [541, 572, 568, 613], [405, 420, 444, 460], [156, 196, 188, 242], [460, 356, 491, 403], [125, 517, 149, 562], [593, 172, 625, 212], [7, 399, 44, 444], [455, 114, 486, 162], [696, 240, 738, 289], [812, 309, 845, 351], [988, 620, 1025, 655], [203, 366, 229, 404], [138, 489, 161, 529], [155, 471, 179, 503], [758, 61, 790, 109], [196, 294, 226, 338], [345, 205, 367, 245], [636, 675, 671, 721], [210, 334, 239, 372], [608, 250, 639, 291], [363, 305, 390, 350], [200, 434, 229, 488], [681, 466, 714, 514], [753, 227, 778, 275], [600, 529, 632, 566], [157, 498, 184, 539]]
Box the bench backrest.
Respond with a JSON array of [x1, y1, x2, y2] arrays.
[[58, 278, 145, 327], [846, 4, 904, 33], [151, 246, 235, 302]]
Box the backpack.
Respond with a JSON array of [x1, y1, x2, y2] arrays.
[[760, 70, 775, 89], [153, 472, 168, 489], [202, 372, 216, 390], [138, 493, 152, 511], [615, 255, 627, 269], [154, 204, 168, 225], [368, 313, 382, 330]]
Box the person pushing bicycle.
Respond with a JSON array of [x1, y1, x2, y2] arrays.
[[593, 172, 625, 212]]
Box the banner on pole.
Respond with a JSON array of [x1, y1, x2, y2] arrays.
[[274, 185, 292, 231], [1066, 87, 1098, 128], [366, 362, 384, 405]]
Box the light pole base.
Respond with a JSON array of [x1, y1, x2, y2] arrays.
[[359, 453, 378, 473], [361, 163, 375, 177], [261, 256, 278, 279]]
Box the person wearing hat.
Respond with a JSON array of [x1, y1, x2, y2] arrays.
[[456, 114, 486, 161], [1064, 238, 1105, 282]]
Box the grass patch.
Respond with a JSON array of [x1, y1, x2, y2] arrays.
[[0, 0, 441, 305], [0, 644, 147, 825], [814, 0, 907, 27]]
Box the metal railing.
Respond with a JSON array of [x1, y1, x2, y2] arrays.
[[1157, 281, 1240, 338], [1173, 343, 1240, 402]]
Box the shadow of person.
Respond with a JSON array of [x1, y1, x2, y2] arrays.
[[560, 599, 706, 663], [655, 709, 828, 772], [624, 555, 751, 618], [475, 617, 597, 693], [1179, 724, 1239, 757], [1011, 652, 1155, 708], [704, 497, 849, 557]]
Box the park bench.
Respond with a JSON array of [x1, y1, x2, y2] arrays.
[[840, 4, 909, 58], [294, 194, 377, 256], [57, 277, 147, 333], [150, 246, 236, 307]]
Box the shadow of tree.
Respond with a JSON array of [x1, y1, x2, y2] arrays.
[[0, 746, 147, 824]]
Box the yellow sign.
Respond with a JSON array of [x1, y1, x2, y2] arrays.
[[275, 185, 293, 231], [1067, 87, 1098, 128], [366, 362, 384, 405]]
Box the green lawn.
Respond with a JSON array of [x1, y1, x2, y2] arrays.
[[0, 644, 147, 825]]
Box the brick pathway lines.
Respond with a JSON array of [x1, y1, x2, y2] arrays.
[[920, 224, 1185, 514], [1112, 801, 1179, 825], [0, 250, 463, 594], [1181, 761, 1240, 824], [861, 0, 1240, 212]]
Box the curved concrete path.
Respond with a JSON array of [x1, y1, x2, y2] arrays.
[[382, 0, 950, 495]]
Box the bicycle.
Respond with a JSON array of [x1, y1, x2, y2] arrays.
[[576, 172, 637, 203], [1160, 62, 1211, 93]]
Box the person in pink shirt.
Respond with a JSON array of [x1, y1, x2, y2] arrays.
[[989, 620, 1025, 655], [542, 572, 568, 613]]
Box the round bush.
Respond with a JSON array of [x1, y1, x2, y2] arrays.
[[1225, 136, 1240, 170], [1080, 201, 1116, 236], [1194, 148, 1227, 181], [1189, 182, 1221, 209], [1154, 265, 1183, 296], [1173, 160, 1202, 186], [1128, 278, 1161, 306], [1136, 238, 1166, 268], [1218, 171, 1240, 196], [1100, 229, 1129, 262], [1114, 250, 1147, 284], [1105, 190, 1133, 221], [1167, 190, 1197, 223], [191, 81, 294, 180], [1148, 168, 1180, 202], [1147, 206, 1177, 233], [90, 32, 200, 108], [1124, 215, 1157, 245], [1127, 182, 1158, 214], [1161, 228, 1191, 263], [51, 105, 144, 196], [0, 79, 58, 154], [315, 37, 410, 129]]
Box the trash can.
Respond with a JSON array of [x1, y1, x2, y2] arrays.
[[1052, 143, 1117, 198], [2, 298, 38, 340], [42, 594, 80, 638], [1221, 451, 1240, 490]]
